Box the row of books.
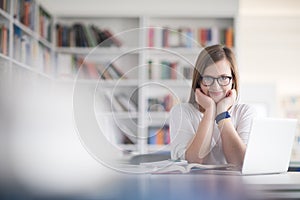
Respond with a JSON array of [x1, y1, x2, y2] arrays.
[[148, 26, 234, 48], [13, 0, 36, 31], [56, 23, 122, 47], [0, 0, 10, 12], [0, 24, 8, 55], [54, 53, 126, 80], [104, 90, 138, 113], [13, 25, 52, 73], [39, 6, 52, 42], [148, 125, 170, 145], [148, 59, 193, 80], [148, 94, 177, 112], [75, 56, 126, 80]]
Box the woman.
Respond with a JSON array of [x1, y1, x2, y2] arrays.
[[170, 44, 256, 167]]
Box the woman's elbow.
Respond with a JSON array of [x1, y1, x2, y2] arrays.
[[185, 151, 205, 164]]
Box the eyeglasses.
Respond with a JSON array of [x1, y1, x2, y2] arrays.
[[200, 75, 232, 86]]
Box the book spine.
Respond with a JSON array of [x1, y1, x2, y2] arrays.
[[1, 25, 8, 55], [148, 126, 170, 145], [148, 27, 154, 47], [225, 27, 233, 48]]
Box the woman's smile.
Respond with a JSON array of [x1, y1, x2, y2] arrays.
[[208, 91, 224, 97]]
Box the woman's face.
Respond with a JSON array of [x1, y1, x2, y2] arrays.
[[200, 59, 233, 103]]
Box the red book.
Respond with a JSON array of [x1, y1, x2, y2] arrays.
[[85, 61, 99, 79], [200, 28, 207, 47], [148, 27, 154, 47], [170, 62, 177, 80], [23, 1, 30, 27], [225, 27, 233, 48], [39, 15, 44, 37], [156, 128, 164, 145], [164, 126, 170, 144], [2, 25, 8, 55], [103, 29, 122, 47], [56, 24, 63, 47]]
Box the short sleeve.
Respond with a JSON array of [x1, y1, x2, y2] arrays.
[[169, 103, 198, 160], [235, 104, 257, 145]]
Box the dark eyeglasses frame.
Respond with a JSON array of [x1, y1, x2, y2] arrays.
[[200, 75, 232, 86]]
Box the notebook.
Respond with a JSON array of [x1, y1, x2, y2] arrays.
[[206, 118, 298, 175]]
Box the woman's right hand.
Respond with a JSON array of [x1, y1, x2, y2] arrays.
[[195, 88, 215, 111]]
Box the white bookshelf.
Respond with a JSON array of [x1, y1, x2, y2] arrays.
[[1, 1, 236, 154]]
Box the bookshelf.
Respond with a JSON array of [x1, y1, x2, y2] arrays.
[[0, 0, 55, 79], [1, 1, 236, 154]]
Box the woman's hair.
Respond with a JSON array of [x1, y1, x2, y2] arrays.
[[188, 44, 239, 112]]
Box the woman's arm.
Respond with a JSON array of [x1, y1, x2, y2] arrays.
[[218, 119, 246, 167], [185, 89, 216, 163], [216, 89, 246, 167], [185, 105, 215, 163]]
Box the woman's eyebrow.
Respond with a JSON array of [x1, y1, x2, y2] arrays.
[[202, 74, 231, 77]]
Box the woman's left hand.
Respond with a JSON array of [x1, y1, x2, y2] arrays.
[[216, 89, 237, 114]]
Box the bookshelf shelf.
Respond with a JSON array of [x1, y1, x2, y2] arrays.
[[55, 46, 139, 55], [0, 52, 9, 60], [0, 8, 11, 20], [147, 47, 202, 55], [74, 79, 139, 87], [146, 80, 192, 87], [100, 79, 139, 87], [13, 19, 36, 36], [38, 36, 53, 49], [145, 112, 170, 126], [96, 112, 139, 119], [0, 49, 53, 80], [11, 57, 54, 79]]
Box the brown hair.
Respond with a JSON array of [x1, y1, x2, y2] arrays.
[[189, 44, 239, 112]]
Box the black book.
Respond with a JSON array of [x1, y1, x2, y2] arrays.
[[73, 23, 89, 47]]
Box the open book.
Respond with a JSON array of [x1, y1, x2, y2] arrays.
[[140, 160, 235, 174]]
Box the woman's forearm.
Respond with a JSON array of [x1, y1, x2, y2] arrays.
[[185, 106, 215, 163], [218, 119, 246, 167]]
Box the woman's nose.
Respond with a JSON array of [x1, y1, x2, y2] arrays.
[[209, 80, 221, 89]]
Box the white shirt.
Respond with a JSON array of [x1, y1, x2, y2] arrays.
[[169, 102, 256, 164]]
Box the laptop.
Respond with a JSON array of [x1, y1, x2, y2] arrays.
[[204, 118, 297, 175]]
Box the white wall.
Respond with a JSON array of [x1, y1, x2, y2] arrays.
[[238, 0, 300, 95], [238, 0, 300, 117]]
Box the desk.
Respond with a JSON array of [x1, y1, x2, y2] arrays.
[[60, 171, 300, 200], [243, 172, 300, 199], [3, 169, 300, 200]]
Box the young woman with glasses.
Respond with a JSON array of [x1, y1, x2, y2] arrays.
[[170, 44, 256, 167]]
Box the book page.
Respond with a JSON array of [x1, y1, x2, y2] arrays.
[[186, 163, 235, 171], [154, 164, 188, 174], [153, 163, 236, 174], [140, 159, 188, 168]]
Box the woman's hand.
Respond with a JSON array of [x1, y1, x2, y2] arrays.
[[195, 88, 215, 111], [216, 89, 237, 114]]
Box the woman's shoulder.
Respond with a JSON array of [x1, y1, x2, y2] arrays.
[[170, 102, 199, 116]]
